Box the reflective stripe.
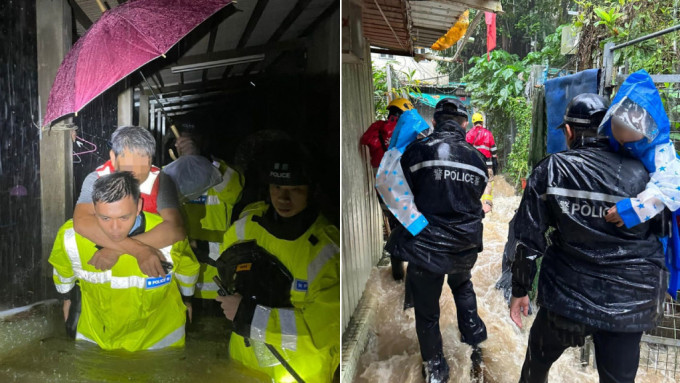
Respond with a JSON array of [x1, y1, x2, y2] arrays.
[[250, 305, 271, 342], [179, 285, 195, 296], [213, 167, 236, 193], [485, 160, 493, 165], [279, 308, 297, 351], [490, 147, 497, 152], [148, 324, 185, 350], [545, 187, 624, 204], [64, 229, 83, 271], [235, 217, 247, 241], [564, 115, 591, 125], [139, 169, 159, 195], [474, 145, 491, 151], [55, 282, 74, 294], [307, 244, 338, 285], [159, 246, 173, 263], [208, 242, 221, 261], [75, 269, 112, 284], [53, 268, 76, 284], [175, 272, 198, 285], [76, 332, 97, 344], [205, 195, 220, 206], [409, 160, 488, 180], [64, 230, 178, 290], [110, 275, 146, 289], [195, 282, 219, 291]]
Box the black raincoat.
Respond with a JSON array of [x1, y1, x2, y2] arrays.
[[386, 120, 488, 274], [512, 138, 666, 332]]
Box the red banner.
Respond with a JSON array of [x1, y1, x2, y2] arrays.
[[485, 12, 497, 61]]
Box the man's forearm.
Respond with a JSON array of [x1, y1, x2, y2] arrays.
[[73, 210, 129, 252], [130, 220, 185, 249]]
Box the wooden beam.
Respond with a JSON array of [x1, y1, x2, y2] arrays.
[[139, 94, 149, 129], [370, 47, 414, 57], [223, 0, 269, 79], [37, 0, 73, 276], [118, 86, 134, 126], [429, 0, 502, 13], [202, 19, 221, 83], [244, 0, 313, 76], [66, 0, 92, 29], [145, 74, 265, 96], [302, 0, 340, 36], [269, 0, 313, 43], [173, 39, 305, 67]]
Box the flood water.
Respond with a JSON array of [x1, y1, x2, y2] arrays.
[[0, 303, 269, 382], [354, 177, 674, 383]]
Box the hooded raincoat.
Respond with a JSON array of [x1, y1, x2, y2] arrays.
[[386, 119, 488, 274], [511, 138, 666, 332], [599, 69, 680, 228]]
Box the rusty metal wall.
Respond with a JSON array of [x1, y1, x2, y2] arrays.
[[341, 42, 382, 332]]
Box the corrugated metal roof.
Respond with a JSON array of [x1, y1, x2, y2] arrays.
[[363, 0, 502, 55], [362, 0, 411, 53]]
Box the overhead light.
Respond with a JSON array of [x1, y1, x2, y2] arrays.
[[171, 54, 265, 73]]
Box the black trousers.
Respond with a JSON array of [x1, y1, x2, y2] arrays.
[[407, 263, 488, 362], [520, 308, 643, 383]]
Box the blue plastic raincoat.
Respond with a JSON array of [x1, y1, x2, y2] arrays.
[[599, 69, 680, 297], [375, 109, 431, 235]]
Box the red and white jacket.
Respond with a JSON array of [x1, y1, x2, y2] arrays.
[[96, 160, 161, 214], [465, 125, 497, 167], [360, 117, 398, 168]]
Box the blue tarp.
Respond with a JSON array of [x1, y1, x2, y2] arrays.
[[544, 69, 600, 153], [409, 92, 470, 108]]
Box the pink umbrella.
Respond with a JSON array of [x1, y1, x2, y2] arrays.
[[43, 0, 232, 127]]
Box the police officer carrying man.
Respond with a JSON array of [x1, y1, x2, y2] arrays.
[[510, 94, 667, 383], [387, 98, 488, 382]]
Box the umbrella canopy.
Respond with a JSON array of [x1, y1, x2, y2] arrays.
[[43, 0, 232, 127]]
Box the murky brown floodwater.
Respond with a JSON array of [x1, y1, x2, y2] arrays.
[[355, 177, 673, 383], [0, 303, 270, 382]]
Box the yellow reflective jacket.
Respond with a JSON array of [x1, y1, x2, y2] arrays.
[[182, 161, 244, 299], [219, 206, 340, 382], [200, 161, 244, 233], [48, 213, 199, 351]]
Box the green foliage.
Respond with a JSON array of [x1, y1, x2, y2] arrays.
[[505, 97, 532, 186], [575, 0, 679, 74], [372, 65, 422, 120], [372, 65, 389, 120], [460, 26, 567, 180]]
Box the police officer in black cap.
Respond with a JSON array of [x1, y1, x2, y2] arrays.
[[510, 93, 666, 383], [387, 97, 489, 382]]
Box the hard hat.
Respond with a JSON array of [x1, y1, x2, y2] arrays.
[[434, 98, 468, 118], [387, 98, 414, 112], [560, 93, 610, 131], [217, 241, 294, 308], [472, 113, 484, 124]]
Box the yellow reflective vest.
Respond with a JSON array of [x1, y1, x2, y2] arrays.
[[182, 161, 244, 299], [220, 206, 340, 382], [48, 213, 200, 351]]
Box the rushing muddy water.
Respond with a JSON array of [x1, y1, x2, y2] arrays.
[[355, 177, 674, 383]]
